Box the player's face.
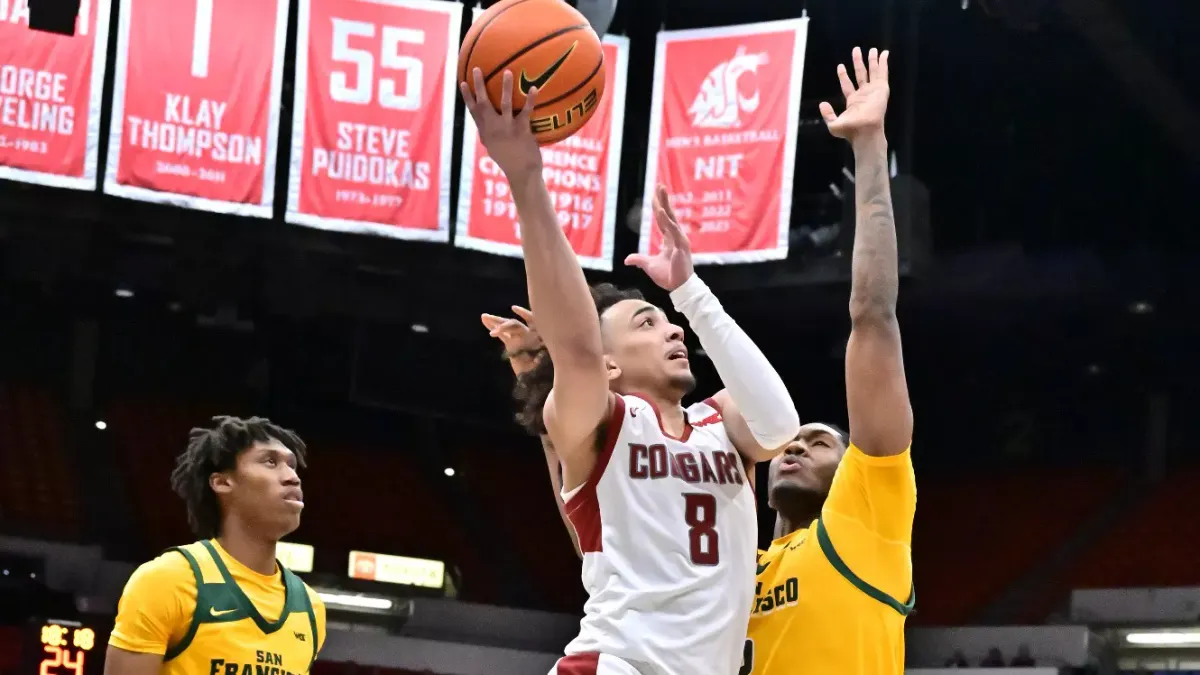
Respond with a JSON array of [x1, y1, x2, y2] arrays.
[[767, 424, 843, 506], [222, 439, 304, 539], [601, 299, 695, 399]]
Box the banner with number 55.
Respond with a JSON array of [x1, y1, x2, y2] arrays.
[[104, 0, 290, 216], [286, 0, 461, 241]]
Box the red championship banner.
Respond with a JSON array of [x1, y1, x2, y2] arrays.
[[286, 0, 460, 241], [0, 0, 111, 190], [640, 18, 808, 264], [104, 0, 289, 216], [454, 10, 628, 271]]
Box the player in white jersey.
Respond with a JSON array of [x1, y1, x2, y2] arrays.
[[462, 71, 800, 675]]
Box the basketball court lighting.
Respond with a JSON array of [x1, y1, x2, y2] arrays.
[[1125, 631, 1200, 646], [316, 591, 394, 611]]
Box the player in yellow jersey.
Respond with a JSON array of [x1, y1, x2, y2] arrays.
[[105, 416, 326, 675], [744, 46, 915, 675]]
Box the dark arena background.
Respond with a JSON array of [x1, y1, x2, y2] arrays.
[[2, 0, 1200, 674]]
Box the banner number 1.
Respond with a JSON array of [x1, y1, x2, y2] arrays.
[[192, 0, 213, 78]]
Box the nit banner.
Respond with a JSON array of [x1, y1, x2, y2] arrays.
[[640, 18, 808, 264]]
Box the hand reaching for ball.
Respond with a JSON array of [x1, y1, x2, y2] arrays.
[[460, 68, 543, 181]]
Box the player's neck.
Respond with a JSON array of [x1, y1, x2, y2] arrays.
[[649, 392, 688, 437], [774, 513, 811, 539], [216, 519, 279, 576], [772, 492, 825, 540]]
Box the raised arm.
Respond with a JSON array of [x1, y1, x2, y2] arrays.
[[820, 47, 912, 457], [462, 71, 612, 484], [626, 188, 800, 462]]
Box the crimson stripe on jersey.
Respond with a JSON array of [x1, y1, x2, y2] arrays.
[[702, 396, 723, 416], [629, 392, 693, 442], [554, 652, 600, 675], [565, 396, 626, 553]]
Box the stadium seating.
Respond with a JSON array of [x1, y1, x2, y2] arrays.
[[1021, 465, 1200, 620], [75, 391, 1200, 627], [103, 398, 499, 604], [0, 625, 21, 675], [0, 385, 79, 540], [297, 440, 496, 602], [454, 441, 586, 613], [106, 398, 204, 552], [912, 467, 1121, 624]]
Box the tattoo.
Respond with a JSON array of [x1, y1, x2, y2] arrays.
[[850, 139, 898, 318]]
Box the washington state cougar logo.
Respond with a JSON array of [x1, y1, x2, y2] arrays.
[[687, 46, 770, 129]]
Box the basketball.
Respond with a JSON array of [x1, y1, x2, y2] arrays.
[[459, 0, 607, 145]]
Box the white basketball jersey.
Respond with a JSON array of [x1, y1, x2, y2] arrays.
[[561, 393, 758, 675]]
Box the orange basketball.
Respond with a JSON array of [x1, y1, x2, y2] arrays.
[[459, 0, 606, 145]]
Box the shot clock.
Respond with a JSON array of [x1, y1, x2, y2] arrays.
[[27, 619, 105, 675]]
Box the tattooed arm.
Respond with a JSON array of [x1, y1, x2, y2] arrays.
[[821, 47, 912, 458]]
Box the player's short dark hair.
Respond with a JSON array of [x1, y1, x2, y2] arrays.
[[511, 284, 644, 437], [826, 423, 850, 449], [590, 282, 645, 321], [170, 415, 307, 539]]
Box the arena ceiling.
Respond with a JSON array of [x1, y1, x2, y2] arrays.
[[1, 0, 1197, 330]]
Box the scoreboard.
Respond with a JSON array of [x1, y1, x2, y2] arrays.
[[26, 619, 105, 675]]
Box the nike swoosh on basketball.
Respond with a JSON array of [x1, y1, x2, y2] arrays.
[[519, 43, 577, 94], [210, 607, 237, 617]]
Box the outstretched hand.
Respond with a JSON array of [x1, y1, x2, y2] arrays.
[[460, 68, 543, 179], [819, 47, 890, 144], [481, 305, 543, 375], [624, 185, 694, 291]]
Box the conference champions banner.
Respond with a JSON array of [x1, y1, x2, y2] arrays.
[[0, 0, 111, 190], [641, 18, 808, 264], [104, 0, 289, 216], [454, 9, 628, 271], [287, 0, 460, 241]]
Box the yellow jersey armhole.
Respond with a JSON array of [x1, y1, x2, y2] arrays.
[[815, 518, 915, 617], [162, 547, 205, 661], [298, 582, 322, 666]]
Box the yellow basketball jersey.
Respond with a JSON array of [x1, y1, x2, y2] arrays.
[[162, 541, 320, 675], [744, 446, 916, 675], [110, 540, 323, 675]]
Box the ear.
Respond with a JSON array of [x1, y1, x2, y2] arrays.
[[209, 471, 234, 496], [604, 355, 621, 382]]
